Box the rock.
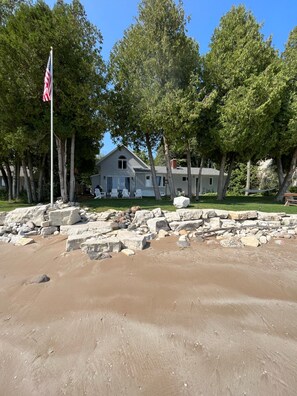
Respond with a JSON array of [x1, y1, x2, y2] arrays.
[[228, 211, 257, 220], [259, 236, 268, 244], [201, 209, 217, 219], [48, 207, 81, 226], [4, 205, 49, 226], [81, 237, 122, 260], [207, 217, 221, 229], [274, 239, 284, 245], [170, 220, 203, 232], [240, 236, 260, 247], [117, 230, 147, 250], [0, 235, 11, 243], [257, 212, 284, 221], [213, 210, 229, 219], [18, 224, 33, 235], [66, 233, 96, 252], [131, 210, 154, 226], [96, 209, 117, 221], [281, 215, 297, 226], [220, 238, 242, 248], [121, 248, 135, 256], [0, 211, 7, 226], [173, 196, 190, 208], [17, 237, 35, 246], [60, 221, 113, 236], [41, 220, 51, 227], [158, 229, 170, 238], [30, 274, 50, 283], [177, 209, 202, 220], [163, 211, 181, 223], [177, 235, 190, 248], [152, 208, 163, 217], [146, 217, 169, 233], [41, 226, 58, 236]]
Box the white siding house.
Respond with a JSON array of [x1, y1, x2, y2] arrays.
[[91, 146, 223, 197]]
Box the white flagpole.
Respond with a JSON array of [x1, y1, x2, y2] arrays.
[[50, 47, 54, 207]]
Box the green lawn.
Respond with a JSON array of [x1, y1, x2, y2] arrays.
[[79, 195, 297, 214], [1, 195, 296, 214]]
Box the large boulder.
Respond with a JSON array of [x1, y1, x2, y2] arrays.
[[241, 236, 260, 247], [48, 207, 81, 226], [228, 211, 257, 220], [4, 205, 49, 226], [60, 221, 113, 236], [117, 230, 147, 250], [170, 220, 203, 232], [66, 233, 96, 251], [146, 217, 169, 233], [173, 196, 190, 208], [81, 237, 122, 260], [131, 210, 154, 226]]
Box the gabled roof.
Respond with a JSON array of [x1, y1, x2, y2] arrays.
[[98, 145, 149, 169]]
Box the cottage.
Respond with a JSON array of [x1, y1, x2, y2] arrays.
[[91, 146, 222, 197]]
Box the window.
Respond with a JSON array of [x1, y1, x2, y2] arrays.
[[118, 155, 127, 169], [209, 177, 213, 186], [182, 177, 188, 182]]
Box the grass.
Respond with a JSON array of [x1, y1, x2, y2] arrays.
[[78, 195, 297, 214], [1, 195, 296, 214]]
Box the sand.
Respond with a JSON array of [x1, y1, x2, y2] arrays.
[[1, 235, 297, 395]]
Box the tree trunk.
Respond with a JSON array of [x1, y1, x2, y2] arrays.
[[163, 135, 176, 200], [245, 159, 251, 196], [69, 133, 76, 202], [0, 165, 9, 196], [27, 152, 37, 202], [186, 143, 192, 198], [276, 156, 284, 188], [222, 155, 235, 198], [56, 136, 68, 202], [37, 153, 47, 202], [145, 133, 161, 200], [14, 160, 20, 200], [4, 161, 13, 201], [22, 159, 32, 203], [217, 153, 227, 200], [195, 157, 204, 201], [276, 147, 297, 202]]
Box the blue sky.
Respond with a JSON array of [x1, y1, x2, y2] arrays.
[[44, 0, 297, 154]]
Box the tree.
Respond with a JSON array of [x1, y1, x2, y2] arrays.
[[109, 0, 200, 200], [204, 5, 278, 200]]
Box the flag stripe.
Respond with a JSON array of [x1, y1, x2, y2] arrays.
[[43, 55, 52, 102]]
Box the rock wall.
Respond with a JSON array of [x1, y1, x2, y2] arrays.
[[1, 203, 296, 259]]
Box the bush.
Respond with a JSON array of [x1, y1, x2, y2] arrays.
[[289, 186, 297, 193]]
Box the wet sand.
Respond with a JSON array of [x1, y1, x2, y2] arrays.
[[1, 235, 297, 395]]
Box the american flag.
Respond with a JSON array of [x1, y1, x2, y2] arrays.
[[43, 55, 52, 102]]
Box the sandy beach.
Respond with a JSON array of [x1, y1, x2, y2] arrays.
[[1, 235, 297, 395]]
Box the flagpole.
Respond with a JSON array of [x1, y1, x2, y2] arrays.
[[50, 47, 54, 207]]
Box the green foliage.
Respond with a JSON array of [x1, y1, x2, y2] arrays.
[[228, 162, 259, 195], [289, 186, 297, 193]]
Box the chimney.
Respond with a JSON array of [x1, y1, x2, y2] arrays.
[[170, 159, 177, 169]]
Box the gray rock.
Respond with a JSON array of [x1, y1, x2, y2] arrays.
[[163, 211, 181, 223], [41, 226, 58, 236], [0, 235, 11, 243], [170, 220, 203, 232], [30, 274, 50, 284], [60, 221, 113, 236], [66, 233, 97, 252], [146, 217, 169, 233], [117, 230, 147, 250], [213, 210, 229, 219], [121, 248, 135, 256], [201, 209, 217, 219], [228, 211, 257, 220], [131, 210, 154, 226], [177, 209, 202, 220], [81, 237, 121, 259], [177, 235, 190, 248], [152, 208, 163, 217], [257, 212, 284, 221], [48, 207, 81, 226], [4, 205, 49, 226]]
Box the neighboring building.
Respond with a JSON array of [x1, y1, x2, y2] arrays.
[[91, 146, 222, 197]]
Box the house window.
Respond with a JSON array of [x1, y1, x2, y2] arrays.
[[156, 176, 165, 186], [209, 177, 213, 186], [182, 177, 188, 181], [118, 155, 127, 169]]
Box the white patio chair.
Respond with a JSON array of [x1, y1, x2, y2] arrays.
[[122, 188, 130, 198], [94, 188, 102, 199], [134, 189, 142, 198], [110, 188, 119, 198]]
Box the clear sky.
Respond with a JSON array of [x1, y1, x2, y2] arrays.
[[44, 0, 297, 154]]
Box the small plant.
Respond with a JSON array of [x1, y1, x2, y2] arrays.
[[289, 186, 297, 193]]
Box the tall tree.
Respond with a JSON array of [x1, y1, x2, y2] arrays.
[[204, 5, 277, 200]]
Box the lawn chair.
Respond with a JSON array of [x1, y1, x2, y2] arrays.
[[134, 189, 142, 198], [94, 188, 102, 199], [122, 188, 130, 198], [110, 188, 119, 198]]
